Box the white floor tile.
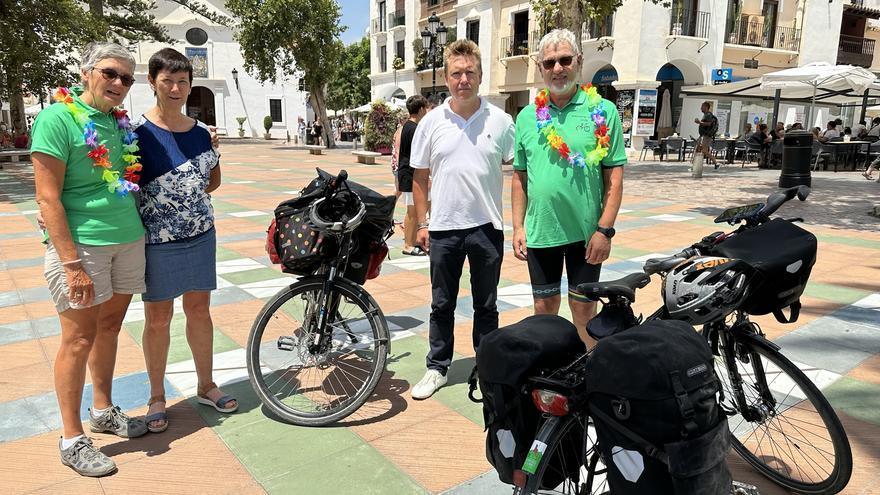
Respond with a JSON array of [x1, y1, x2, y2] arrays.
[[645, 214, 693, 222], [216, 258, 265, 274], [238, 277, 297, 298]]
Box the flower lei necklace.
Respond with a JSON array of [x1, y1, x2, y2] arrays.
[[52, 87, 142, 196], [535, 83, 610, 168]]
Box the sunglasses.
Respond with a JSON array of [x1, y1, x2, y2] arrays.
[[541, 56, 574, 71], [94, 67, 136, 87]]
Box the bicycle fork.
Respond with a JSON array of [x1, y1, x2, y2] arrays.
[[717, 327, 776, 423]]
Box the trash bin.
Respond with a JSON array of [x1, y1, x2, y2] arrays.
[[779, 130, 812, 188]]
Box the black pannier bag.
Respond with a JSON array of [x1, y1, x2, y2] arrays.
[[711, 218, 817, 322], [273, 169, 396, 283], [474, 315, 584, 486], [585, 319, 732, 495]]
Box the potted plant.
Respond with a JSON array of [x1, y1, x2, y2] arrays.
[[363, 102, 403, 154], [392, 56, 405, 71], [263, 115, 273, 140], [236, 116, 247, 138]]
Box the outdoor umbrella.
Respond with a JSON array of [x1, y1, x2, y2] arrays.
[[351, 102, 374, 113], [760, 62, 877, 127], [658, 89, 673, 129]]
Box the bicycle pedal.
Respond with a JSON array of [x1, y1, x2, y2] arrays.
[[277, 335, 296, 351]]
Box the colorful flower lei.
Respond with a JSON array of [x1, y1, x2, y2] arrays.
[[535, 83, 609, 168], [52, 87, 141, 196]]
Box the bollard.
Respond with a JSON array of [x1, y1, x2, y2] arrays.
[[779, 130, 812, 188]]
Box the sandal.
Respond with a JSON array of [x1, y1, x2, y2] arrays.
[[196, 382, 238, 413], [402, 246, 427, 256], [145, 395, 168, 433]]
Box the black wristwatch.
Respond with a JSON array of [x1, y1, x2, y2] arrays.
[[596, 225, 616, 239]]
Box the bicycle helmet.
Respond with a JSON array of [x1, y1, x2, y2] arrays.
[[662, 256, 752, 325], [309, 190, 366, 233]]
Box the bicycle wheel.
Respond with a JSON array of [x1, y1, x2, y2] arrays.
[[713, 333, 852, 494], [246, 276, 389, 426], [515, 415, 610, 495]]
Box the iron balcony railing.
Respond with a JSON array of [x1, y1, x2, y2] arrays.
[[387, 10, 405, 29], [500, 31, 540, 58], [583, 18, 613, 40], [838, 34, 876, 67], [669, 8, 711, 38], [726, 18, 801, 51]]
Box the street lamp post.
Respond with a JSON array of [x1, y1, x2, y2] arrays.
[[420, 12, 448, 101]]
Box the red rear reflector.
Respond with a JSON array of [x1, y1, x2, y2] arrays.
[[513, 469, 527, 488], [531, 389, 569, 416]]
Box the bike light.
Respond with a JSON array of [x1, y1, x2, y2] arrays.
[[531, 389, 569, 416], [513, 469, 527, 488]]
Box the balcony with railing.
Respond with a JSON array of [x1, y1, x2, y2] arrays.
[[838, 34, 876, 67], [387, 10, 405, 29], [371, 17, 386, 33], [583, 18, 613, 40], [500, 30, 540, 58], [726, 17, 801, 51], [669, 8, 710, 38]]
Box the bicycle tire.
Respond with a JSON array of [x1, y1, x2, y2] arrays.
[[515, 415, 609, 495], [246, 276, 389, 426], [714, 335, 852, 494]]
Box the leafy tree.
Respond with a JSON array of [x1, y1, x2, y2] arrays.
[[227, 0, 344, 148], [326, 36, 370, 112], [531, 0, 669, 40], [0, 0, 230, 134]]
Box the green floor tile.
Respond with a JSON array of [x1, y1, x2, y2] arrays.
[[15, 200, 38, 211], [216, 246, 241, 262], [610, 246, 649, 260], [816, 233, 880, 250], [221, 267, 289, 285], [125, 314, 239, 363], [263, 443, 426, 495], [212, 199, 243, 213], [803, 282, 871, 305], [385, 335, 432, 384], [824, 377, 880, 427]]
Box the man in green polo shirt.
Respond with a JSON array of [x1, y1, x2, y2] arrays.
[[511, 28, 626, 344]]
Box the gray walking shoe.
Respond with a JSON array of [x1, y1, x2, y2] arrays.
[[59, 436, 117, 477], [89, 405, 148, 438]]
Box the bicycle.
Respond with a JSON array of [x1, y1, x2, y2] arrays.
[[514, 185, 852, 495], [246, 171, 391, 426]]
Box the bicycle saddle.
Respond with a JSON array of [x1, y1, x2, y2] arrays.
[[576, 273, 651, 302]]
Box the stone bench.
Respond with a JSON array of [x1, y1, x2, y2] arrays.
[[304, 145, 324, 155], [0, 150, 30, 162], [352, 150, 381, 165]]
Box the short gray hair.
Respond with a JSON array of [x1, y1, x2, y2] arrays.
[[80, 41, 136, 71], [536, 29, 581, 62]]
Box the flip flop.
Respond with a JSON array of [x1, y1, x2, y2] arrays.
[[146, 395, 168, 433], [402, 247, 427, 256]]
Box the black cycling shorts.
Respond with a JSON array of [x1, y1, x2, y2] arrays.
[[527, 241, 602, 302]]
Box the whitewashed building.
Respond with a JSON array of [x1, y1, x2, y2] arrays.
[[369, 0, 880, 149], [125, 0, 309, 139]]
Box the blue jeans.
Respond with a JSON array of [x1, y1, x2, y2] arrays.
[[426, 223, 504, 373]]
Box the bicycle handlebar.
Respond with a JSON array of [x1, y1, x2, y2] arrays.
[[759, 185, 809, 220]]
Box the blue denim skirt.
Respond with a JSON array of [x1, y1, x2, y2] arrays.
[[143, 227, 217, 302]]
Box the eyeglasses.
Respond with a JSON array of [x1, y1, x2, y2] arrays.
[[93, 67, 136, 87], [541, 56, 574, 71]]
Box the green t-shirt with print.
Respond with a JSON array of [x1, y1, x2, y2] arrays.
[[513, 91, 626, 248], [30, 87, 144, 246]]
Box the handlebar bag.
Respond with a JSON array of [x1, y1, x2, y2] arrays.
[[711, 218, 816, 319]]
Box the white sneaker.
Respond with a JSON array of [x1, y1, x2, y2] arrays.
[[411, 370, 447, 400]]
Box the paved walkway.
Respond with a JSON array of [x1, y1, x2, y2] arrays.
[[1, 142, 879, 494]]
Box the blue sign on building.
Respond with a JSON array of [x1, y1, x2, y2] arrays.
[[712, 68, 733, 85]]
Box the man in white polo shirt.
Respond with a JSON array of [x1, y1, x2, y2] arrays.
[[409, 39, 516, 400]]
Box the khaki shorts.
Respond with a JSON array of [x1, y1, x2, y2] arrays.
[[698, 135, 713, 151], [44, 237, 146, 313]]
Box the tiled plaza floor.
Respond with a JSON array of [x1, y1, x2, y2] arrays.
[[1, 141, 879, 494]]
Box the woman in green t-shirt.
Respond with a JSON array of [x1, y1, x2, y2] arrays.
[[32, 41, 148, 477]]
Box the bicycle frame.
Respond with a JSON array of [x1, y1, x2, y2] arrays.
[[310, 230, 355, 354]]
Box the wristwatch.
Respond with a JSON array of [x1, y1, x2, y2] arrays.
[[596, 225, 616, 239]]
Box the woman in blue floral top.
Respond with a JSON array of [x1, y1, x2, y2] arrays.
[[136, 48, 236, 433]]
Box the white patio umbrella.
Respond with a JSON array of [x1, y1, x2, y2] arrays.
[[658, 89, 673, 129], [760, 62, 877, 128]]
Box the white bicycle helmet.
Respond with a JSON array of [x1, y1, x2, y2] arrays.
[[663, 256, 751, 325]]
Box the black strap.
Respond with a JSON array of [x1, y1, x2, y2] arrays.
[[670, 371, 699, 437], [773, 300, 801, 324], [589, 405, 669, 465], [467, 365, 482, 403]]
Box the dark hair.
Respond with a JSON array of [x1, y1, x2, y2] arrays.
[[844, 127, 852, 135], [873, 117, 880, 125], [834, 118, 843, 125], [148, 48, 193, 83], [860, 120, 867, 125], [406, 95, 428, 115], [827, 121, 837, 128]]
